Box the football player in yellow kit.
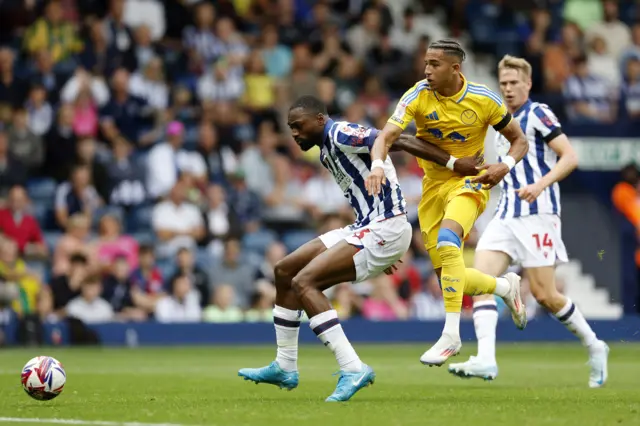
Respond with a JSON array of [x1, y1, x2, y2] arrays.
[[366, 39, 529, 366]]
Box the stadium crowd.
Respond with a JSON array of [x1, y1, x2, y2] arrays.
[[0, 0, 637, 333]]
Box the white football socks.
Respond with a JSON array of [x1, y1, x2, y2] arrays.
[[493, 277, 510, 298], [473, 299, 499, 364], [442, 312, 461, 340], [554, 298, 598, 349], [273, 305, 301, 372], [309, 309, 363, 372]]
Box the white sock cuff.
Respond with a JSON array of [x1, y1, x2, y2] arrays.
[[273, 305, 301, 322], [555, 298, 574, 321], [474, 299, 498, 308], [309, 309, 339, 336]]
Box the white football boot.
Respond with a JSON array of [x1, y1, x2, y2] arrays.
[[588, 341, 609, 388], [419, 335, 462, 367], [502, 272, 527, 330], [448, 356, 498, 381]]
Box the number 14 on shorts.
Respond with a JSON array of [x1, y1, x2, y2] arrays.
[[532, 233, 553, 250]]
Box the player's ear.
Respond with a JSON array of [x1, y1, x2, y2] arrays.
[[317, 113, 325, 126]]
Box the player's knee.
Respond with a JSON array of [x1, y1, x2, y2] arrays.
[[530, 285, 556, 309], [290, 272, 312, 296], [436, 228, 461, 251]]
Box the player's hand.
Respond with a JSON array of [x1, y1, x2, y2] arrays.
[[517, 182, 544, 203], [365, 167, 386, 196], [383, 259, 403, 275], [453, 150, 484, 176], [470, 163, 509, 189]]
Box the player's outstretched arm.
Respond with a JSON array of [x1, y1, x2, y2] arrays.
[[472, 119, 528, 189], [517, 134, 578, 203], [393, 134, 482, 176], [366, 123, 403, 196]]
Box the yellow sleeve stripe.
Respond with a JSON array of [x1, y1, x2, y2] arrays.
[[400, 80, 430, 104], [467, 83, 503, 106]]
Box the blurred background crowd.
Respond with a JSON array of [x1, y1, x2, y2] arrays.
[[0, 0, 637, 333]]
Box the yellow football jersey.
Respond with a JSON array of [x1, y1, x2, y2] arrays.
[[388, 74, 511, 180]]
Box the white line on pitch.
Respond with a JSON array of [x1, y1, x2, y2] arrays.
[[0, 417, 196, 426]]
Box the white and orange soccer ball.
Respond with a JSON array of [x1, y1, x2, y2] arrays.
[[21, 356, 66, 400]]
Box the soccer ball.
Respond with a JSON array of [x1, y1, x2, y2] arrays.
[[21, 356, 66, 400]]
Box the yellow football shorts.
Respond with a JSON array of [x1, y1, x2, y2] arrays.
[[417, 176, 490, 269]]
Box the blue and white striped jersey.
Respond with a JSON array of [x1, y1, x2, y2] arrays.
[[321, 119, 406, 228], [494, 99, 562, 219]]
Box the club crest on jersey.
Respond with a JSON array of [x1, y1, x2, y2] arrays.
[[463, 179, 482, 191], [461, 109, 478, 125], [341, 124, 366, 144]]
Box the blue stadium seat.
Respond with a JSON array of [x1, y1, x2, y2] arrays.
[[131, 231, 156, 245], [43, 232, 63, 252], [26, 178, 57, 203], [282, 230, 316, 253], [242, 229, 278, 255]]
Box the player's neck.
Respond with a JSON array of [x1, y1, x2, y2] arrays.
[[436, 76, 464, 98], [509, 99, 531, 115]]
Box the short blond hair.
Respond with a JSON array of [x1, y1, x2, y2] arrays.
[[498, 55, 532, 80]]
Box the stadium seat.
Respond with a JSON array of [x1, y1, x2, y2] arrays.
[[242, 229, 278, 255], [282, 230, 316, 253], [26, 178, 57, 203], [43, 232, 63, 252]]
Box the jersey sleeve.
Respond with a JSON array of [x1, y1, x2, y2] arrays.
[[480, 87, 512, 131], [387, 83, 424, 130], [531, 104, 563, 143], [332, 122, 379, 153]]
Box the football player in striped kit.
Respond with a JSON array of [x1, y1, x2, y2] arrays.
[[448, 55, 609, 387], [238, 95, 482, 402]]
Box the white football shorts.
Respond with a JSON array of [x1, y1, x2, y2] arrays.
[[475, 214, 568, 268], [319, 214, 412, 282]]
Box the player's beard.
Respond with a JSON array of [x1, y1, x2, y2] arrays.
[[297, 137, 318, 151]]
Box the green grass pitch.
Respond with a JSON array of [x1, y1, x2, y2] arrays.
[[0, 344, 639, 426]]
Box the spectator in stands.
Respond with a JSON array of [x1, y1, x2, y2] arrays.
[[183, 2, 218, 75], [80, 19, 134, 77], [563, 55, 616, 124], [95, 214, 138, 272], [146, 121, 206, 200], [255, 241, 286, 287], [197, 58, 245, 104], [129, 57, 169, 111], [587, 35, 620, 90], [99, 68, 152, 145], [66, 274, 115, 324], [390, 250, 422, 302], [0, 131, 27, 200], [54, 164, 102, 230], [331, 283, 362, 320], [196, 122, 238, 184], [289, 43, 319, 103], [544, 21, 584, 92], [361, 275, 408, 321], [31, 50, 64, 105], [102, 254, 147, 320], [587, 0, 631, 60], [6, 108, 43, 175], [132, 24, 164, 72], [411, 273, 446, 320], [152, 179, 205, 259], [358, 76, 390, 123], [211, 238, 256, 308], [170, 247, 209, 309], [107, 136, 147, 209], [0, 47, 28, 109], [226, 169, 262, 234], [49, 252, 88, 315], [129, 244, 165, 296], [75, 136, 111, 202], [202, 284, 243, 323], [366, 30, 405, 90], [244, 291, 274, 322], [43, 105, 77, 181], [103, 0, 134, 58], [0, 238, 42, 318], [204, 183, 240, 258], [620, 23, 640, 78], [623, 58, 640, 120], [390, 7, 421, 55], [122, 0, 166, 42], [25, 83, 53, 137], [22, 0, 82, 71], [394, 153, 422, 225], [260, 24, 292, 79], [0, 185, 47, 259], [155, 273, 202, 323], [347, 8, 382, 60], [243, 51, 276, 118], [52, 214, 96, 277]]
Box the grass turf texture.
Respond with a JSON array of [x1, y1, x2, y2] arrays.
[[0, 344, 639, 426]]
